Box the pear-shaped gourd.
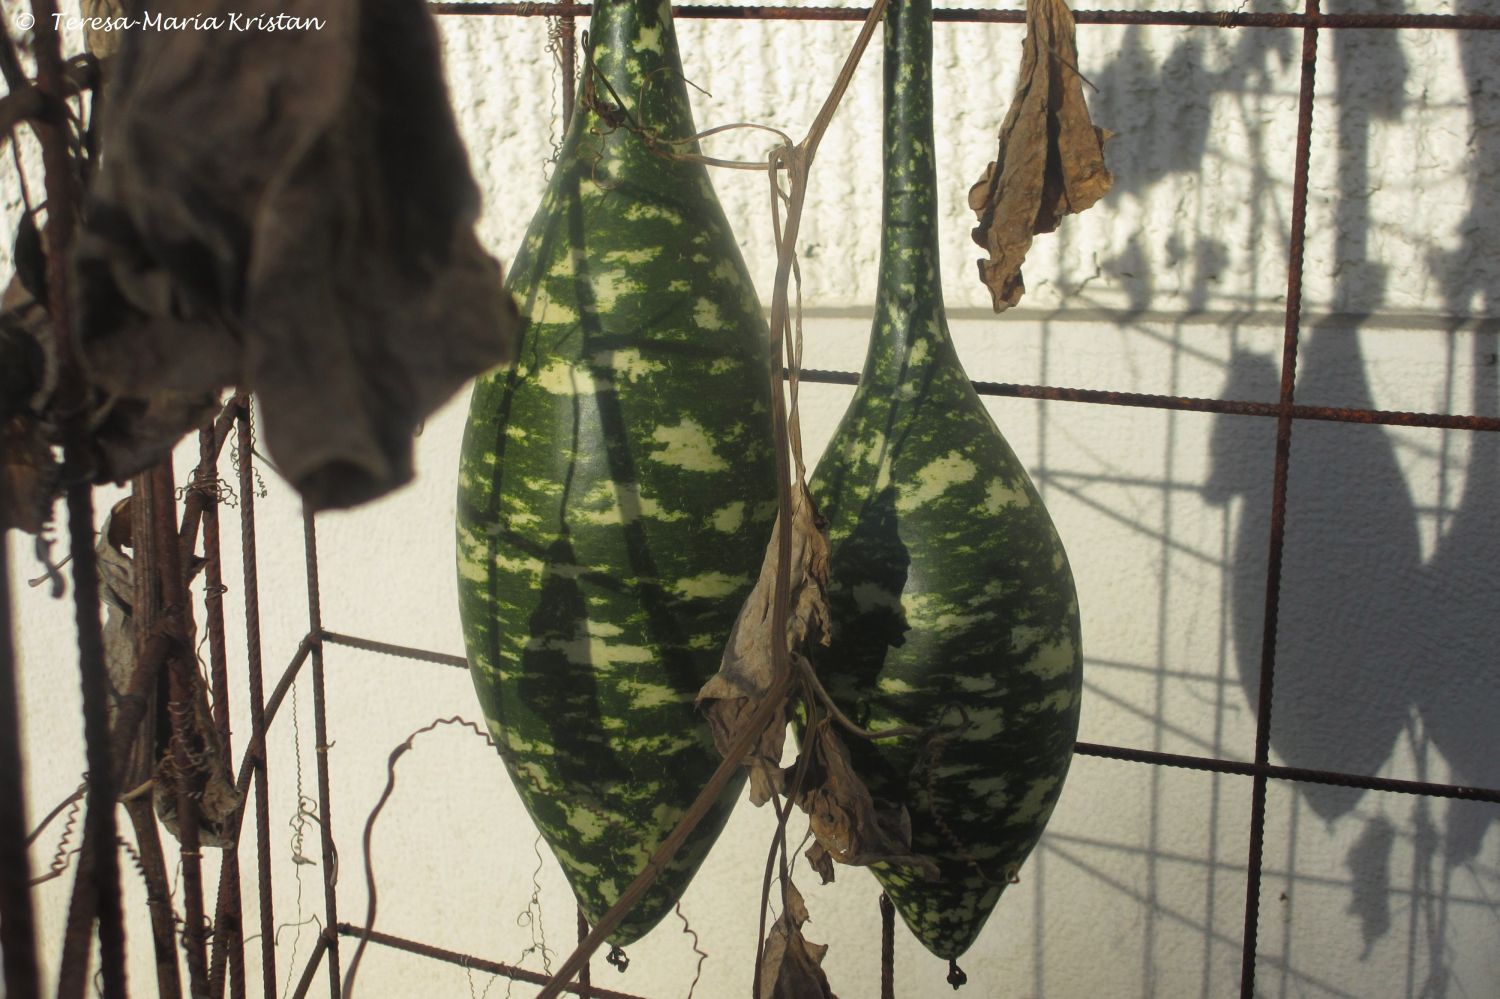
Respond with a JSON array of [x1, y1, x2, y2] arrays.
[[808, 0, 1083, 962], [456, 0, 776, 946]]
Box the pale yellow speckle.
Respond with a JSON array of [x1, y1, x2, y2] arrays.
[[591, 347, 664, 382], [985, 478, 1023, 515], [624, 202, 682, 223], [456, 554, 488, 583], [494, 552, 545, 576], [633, 24, 664, 53], [622, 681, 682, 709], [566, 806, 612, 842], [604, 247, 659, 265], [1006, 777, 1059, 826], [668, 279, 690, 292], [651, 419, 729, 471], [591, 270, 641, 311], [535, 360, 579, 395], [711, 501, 746, 532], [896, 451, 978, 513], [1020, 632, 1077, 680], [710, 260, 742, 286], [532, 285, 579, 326], [693, 298, 727, 330], [878, 676, 918, 694]]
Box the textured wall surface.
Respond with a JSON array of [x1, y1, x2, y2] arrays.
[[7, 1, 1500, 996]]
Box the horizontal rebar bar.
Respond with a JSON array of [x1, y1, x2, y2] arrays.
[[429, 3, 1500, 30], [316, 630, 1500, 804], [335, 924, 646, 999], [320, 632, 468, 670], [1075, 742, 1500, 803], [796, 368, 1500, 431]]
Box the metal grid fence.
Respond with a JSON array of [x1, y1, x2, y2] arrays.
[[3, 3, 1499, 998]]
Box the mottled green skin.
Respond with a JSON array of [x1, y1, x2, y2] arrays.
[[807, 0, 1084, 961], [456, 0, 775, 946]]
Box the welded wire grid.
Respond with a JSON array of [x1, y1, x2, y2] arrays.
[[2, 3, 1498, 998]]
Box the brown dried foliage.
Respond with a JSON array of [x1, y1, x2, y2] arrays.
[[968, 0, 1113, 311], [756, 881, 837, 999]]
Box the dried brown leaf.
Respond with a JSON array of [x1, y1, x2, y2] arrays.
[[697, 481, 830, 804], [757, 881, 837, 999], [790, 722, 939, 879], [97, 502, 242, 847], [969, 0, 1113, 311]]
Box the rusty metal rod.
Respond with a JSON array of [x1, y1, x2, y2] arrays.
[[320, 631, 467, 669], [335, 925, 647, 999], [153, 463, 212, 997], [1074, 743, 1500, 803], [1240, 3, 1320, 995], [795, 369, 1500, 432], [316, 628, 1500, 805], [561, 9, 577, 127], [303, 511, 342, 997], [879, 893, 894, 999], [199, 421, 246, 999], [236, 404, 278, 999], [288, 930, 332, 999]]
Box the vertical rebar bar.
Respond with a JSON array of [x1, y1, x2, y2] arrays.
[[561, 13, 577, 127], [126, 474, 185, 999], [577, 907, 591, 998], [202, 424, 246, 999], [302, 510, 342, 997], [238, 403, 278, 998], [0, 478, 41, 999], [59, 481, 128, 999], [29, 0, 127, 980], [1239, 3, 1320, 996], [152, 463, 211, 996], [878, 893, 894, 999]]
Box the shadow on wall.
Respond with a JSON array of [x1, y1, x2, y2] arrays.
[[1028, 3, 1498, 997]]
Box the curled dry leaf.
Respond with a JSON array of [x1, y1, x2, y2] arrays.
[[968, 0, 1113, 311], [698, 482, 935, 882], [791, 721, 939, 884], [757, 881, 838, 999], [98, 502, 242, 847], [697, 481, 831, 805]]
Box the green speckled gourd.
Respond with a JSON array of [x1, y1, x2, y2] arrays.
[[808, 0, 1083, 962], [455, 0, 776, 946]]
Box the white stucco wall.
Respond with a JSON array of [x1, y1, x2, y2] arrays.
[[6, 1, 1499, 996]]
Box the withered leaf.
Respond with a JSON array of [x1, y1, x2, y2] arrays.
[[790, 721, 938, 881], [98, 502, 242, 847], [757, 881, 837, 999], [74, 0, 519, 510], [697, 481, 830, 805], [969, 0, 1113, 311]]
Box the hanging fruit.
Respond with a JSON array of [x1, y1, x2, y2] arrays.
[[808, 0, 1084, 966], [456, 0, 777, 947]]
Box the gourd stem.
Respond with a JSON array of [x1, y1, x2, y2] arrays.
[[862, 0, 950, 393], [581, 0, 699, 146]]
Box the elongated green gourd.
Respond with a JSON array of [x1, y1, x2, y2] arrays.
[[456, 0, 776, 946], [808, 0, 1084, 963]]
